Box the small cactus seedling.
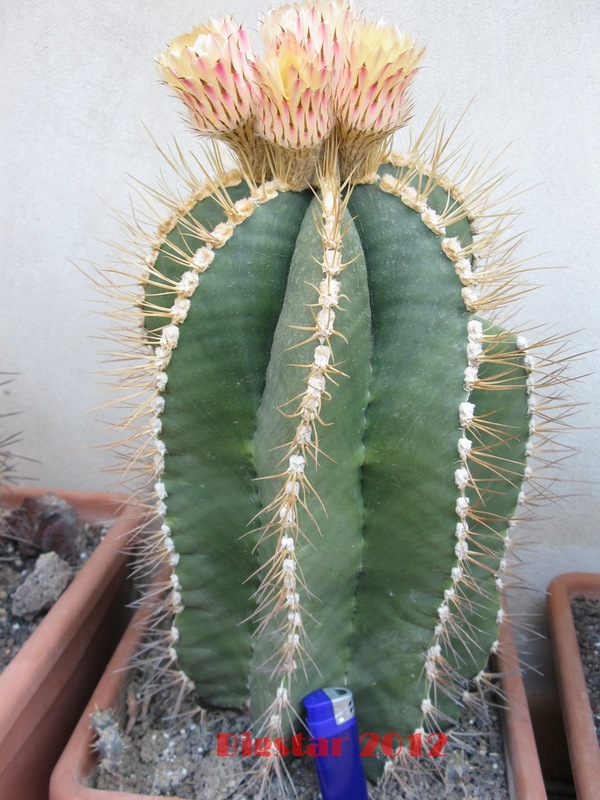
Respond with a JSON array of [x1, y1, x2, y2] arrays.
[[103, 0, 572, 791]]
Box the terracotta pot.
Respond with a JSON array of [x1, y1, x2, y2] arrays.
[[0, 487, 145, 800], [50, 602, 547, 800], [494, 619, 548, 800], [547, 572, 600, 800]]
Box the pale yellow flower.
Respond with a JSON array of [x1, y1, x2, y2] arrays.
[[336, 17, 424, 136], [157, 17, 255, 135], [259, 0, 354, 68], [251, 34, 334, 149]]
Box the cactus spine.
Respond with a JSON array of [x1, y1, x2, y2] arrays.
[[104, 0, 568, 789]]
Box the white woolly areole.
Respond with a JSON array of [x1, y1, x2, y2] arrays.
[[296, 424, 312, 444], [467, 319, 484, 340], [457, 436, 472, 458], [170, 572, 182, 591], [529, 419, 537, 435], [467, 341, 484, 365], [421, 208, 445, 236], [455, 521, 468, 539], [308, 374, 326, 393], [170, 590, 182, 610], [421, 697, 434, 714], [427, 644, 441, 659], [455, 538, 469, 561], [319, 277, 341, 306], [161, 324, 180, 347], [191, 246, 214, 271], [313, 345, 331, 368], [232, 198, 254, 221], [379, 173, 399, 194], [400, 185, 426, 212], [176, 271, 200, 297], [288, 454, 306, 474], [455, 496, 470, 517], [461, 286, 479, 310], [170, 297, 191, 323], [321, 191, 335, 215], [285, 481, 301, 497], [454, 468, 469, 489], [464, 365, 479, 391], [316, 308, 335, 337], [441, 237, 463, 261], [279, 507, 296, 528], [459, 401, 476, 426], [210, 221, 235, 247], [455, 258, 473, 282], [154, 347, 171, 370]]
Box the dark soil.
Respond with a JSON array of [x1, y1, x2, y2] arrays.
[[93, 667, 509, 799], [0, 493, 106, 670], [572, 594, 600, 745]]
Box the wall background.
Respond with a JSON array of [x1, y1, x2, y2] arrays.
[[1, 0, 599, 689]]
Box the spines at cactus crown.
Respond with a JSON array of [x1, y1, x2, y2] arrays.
[[156, 0, 424, 187]]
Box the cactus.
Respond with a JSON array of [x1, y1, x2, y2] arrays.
[[105, 0, 568, 790]]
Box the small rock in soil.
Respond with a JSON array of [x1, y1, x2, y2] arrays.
[[3, 492, 83, 562], [0, 496, 105, 670], [11, 551, 74, 617], [91, 709, 126, 776]]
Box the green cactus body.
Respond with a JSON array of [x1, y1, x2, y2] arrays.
[[140, 157, 530, 771]]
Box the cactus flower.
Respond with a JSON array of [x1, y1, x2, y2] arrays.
[[336, 18, 423, 136], [157, 17, 255, 136], [259, 0, 354, 68], [251, 34, 334, 150]]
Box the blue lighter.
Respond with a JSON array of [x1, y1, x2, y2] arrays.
[[303, 687, 369, 800]]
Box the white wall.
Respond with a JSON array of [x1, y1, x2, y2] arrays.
[[1, 1, 599, 686]]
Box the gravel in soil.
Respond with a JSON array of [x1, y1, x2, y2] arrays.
[[572, 594, 600, 745], [93, 668, 510, 799], [0, 493, 106, 671]]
